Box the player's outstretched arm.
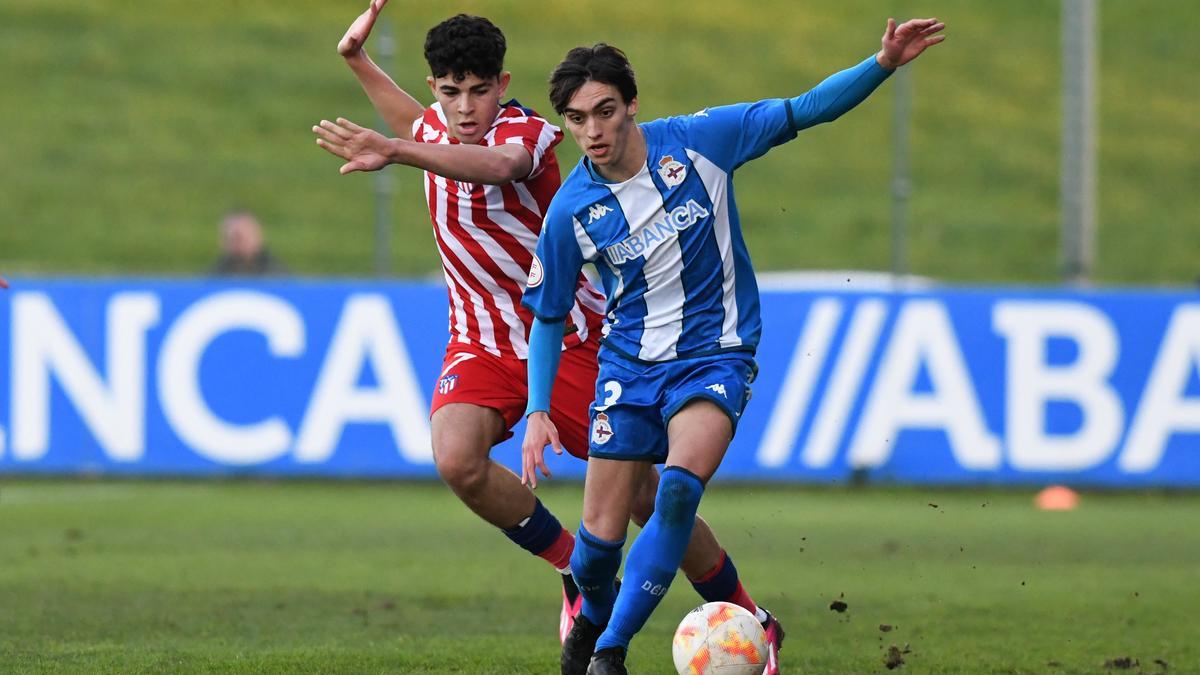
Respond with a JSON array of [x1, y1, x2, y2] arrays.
[[876, 17, 945, 69], [313, 118, 534, 183], [337, 0, 425, 140], [314, 118, 394, 174], [687, 18, 946, 171], [337, 0, 387, 57], [781, 18, 945, 133]]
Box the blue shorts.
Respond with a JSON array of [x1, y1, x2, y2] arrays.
[[587, 349, 758, 462]]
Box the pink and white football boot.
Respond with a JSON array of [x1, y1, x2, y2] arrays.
[[761, 609, 785, 675]]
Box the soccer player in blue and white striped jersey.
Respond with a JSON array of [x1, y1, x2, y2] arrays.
[[522, 18, 946, 675]]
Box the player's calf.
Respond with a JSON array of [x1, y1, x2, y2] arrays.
[[595, 467, 705, 653], [570, 525, 624, 627]]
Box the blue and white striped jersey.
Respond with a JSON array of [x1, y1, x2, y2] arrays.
[[523, 55, 891, 364], [524, 100, 794, 362]]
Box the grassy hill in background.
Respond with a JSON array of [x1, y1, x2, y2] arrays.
[[3, 0, 1197, 284]]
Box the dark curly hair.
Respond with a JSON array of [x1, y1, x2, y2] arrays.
[[424, 14, 506, 81], [549, 44, 637, 115]]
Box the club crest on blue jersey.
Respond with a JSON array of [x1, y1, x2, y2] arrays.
[[437, 374, 459, 395], [657, 155, 687, 188], [591, 412, 614, 445], [526, 255, 544, 287]]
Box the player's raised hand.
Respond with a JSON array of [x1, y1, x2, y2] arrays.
[[313, 117, 394, 174], [521, 411, 563, 489], [877, 17, 945, 69], [338, 0, 388, 57]]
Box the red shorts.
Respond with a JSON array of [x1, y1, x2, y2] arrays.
[[430, 336, 599, 460]]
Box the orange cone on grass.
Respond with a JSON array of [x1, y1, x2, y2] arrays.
[[1035, 485, 1079, 511]]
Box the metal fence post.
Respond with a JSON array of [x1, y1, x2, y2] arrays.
[[1061, 0, 1098, 284]]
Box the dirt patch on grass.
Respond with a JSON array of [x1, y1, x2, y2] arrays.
[[884, 644, 911, 670]]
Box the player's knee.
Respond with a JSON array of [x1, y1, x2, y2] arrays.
[[655, 467, 704, 527], [432, 442, 488, 494]]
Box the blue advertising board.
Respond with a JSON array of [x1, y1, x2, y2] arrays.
[[1, 280, 1197, 486]]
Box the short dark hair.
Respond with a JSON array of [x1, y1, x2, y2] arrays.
[[548, 44, 638, 115], [424, 14, 506, 81]]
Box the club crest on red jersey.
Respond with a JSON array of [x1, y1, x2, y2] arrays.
[[591, 412, 614, 445], [657, 155, 687, 188]]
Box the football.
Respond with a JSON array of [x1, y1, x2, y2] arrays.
[[672, 601, 768, 675]]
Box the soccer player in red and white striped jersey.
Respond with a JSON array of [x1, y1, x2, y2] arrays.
[[314, 3, 774, 653], [412, 100, 606, 358]]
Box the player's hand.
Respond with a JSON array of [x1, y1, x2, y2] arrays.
[[521, 411, 563, 489], [338, 0, 388, 57], [313, 118, 394, 174], [877, 17, 945, 69], [0, 275, 9, 289]]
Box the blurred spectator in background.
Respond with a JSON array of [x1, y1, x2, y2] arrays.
[[210, 210, 287, 276]]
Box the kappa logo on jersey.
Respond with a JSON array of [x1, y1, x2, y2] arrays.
[[527, 255, 544, 288], [437, 374, 459, 395], [657, 155, 687, 188], [592, 412, 614, 445], [693, 108, 710, 118], [587, 203, 614, 224], [603, 199, 711, 265], [706, 383, 728, 398]]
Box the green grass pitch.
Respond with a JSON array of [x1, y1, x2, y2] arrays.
[[2, 479, 1198, 673]]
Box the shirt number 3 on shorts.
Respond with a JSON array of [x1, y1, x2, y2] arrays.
[[596, 381, 622, 411]]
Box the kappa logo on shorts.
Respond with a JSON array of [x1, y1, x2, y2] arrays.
[[591, 412, 614, 445], [437, 374, 459, 395], [706, 383, 728, 398]]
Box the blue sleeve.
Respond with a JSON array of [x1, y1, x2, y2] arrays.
[[685, 54, 892, 171], [521, 199, 586, 321], [788, 54, 892, 131], [684, 99, 795, 171], [524, 317, 565, 416]]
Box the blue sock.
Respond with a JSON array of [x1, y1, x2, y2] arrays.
[[596, 466, 705, 652], [571, 523, 624, 627], [502, 498, 562, 557]]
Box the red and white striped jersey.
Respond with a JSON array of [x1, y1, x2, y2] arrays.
[[412, 100, 606, 359]]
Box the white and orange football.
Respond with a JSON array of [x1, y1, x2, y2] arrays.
[[672, 601, 767, 675]]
